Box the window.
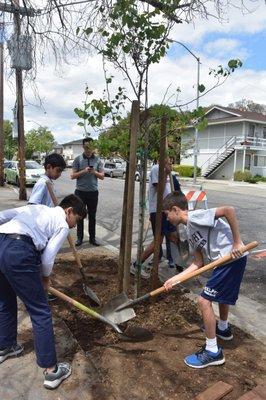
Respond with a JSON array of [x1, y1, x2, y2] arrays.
[[263, 127, 266, 140], [249, 124, 255, 138], [254, 155, 266, 167]]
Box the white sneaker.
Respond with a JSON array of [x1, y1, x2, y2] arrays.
[[43, 362, 72, 390], [130, 262, 150, 279]]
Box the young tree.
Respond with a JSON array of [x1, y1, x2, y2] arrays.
[[25, 126, 54, 159]]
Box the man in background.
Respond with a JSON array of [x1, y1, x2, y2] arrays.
[[71, 137, 104, 247]]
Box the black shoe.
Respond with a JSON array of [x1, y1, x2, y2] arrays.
[[0, 344, 24, 364], [89, 239, 100, 246], [75, 239, 83, 247], [216, 325, 233, 341], [176, 265, 184, 273]]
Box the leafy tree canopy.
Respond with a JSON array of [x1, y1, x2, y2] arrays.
[[3, 120, 16, 160], [25, 127, 55, 159], [228, 99, 266, 115], [96, 104, 206, 162]]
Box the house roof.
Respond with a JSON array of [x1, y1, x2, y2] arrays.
[[60, 139, 83, 146], [205, 105, 266, 124]]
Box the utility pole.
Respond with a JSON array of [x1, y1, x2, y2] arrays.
[[167, 39, 201, 184], [0, 24, 4, 186], [193, 57, 200, 184], [13, 0, 26, 200]]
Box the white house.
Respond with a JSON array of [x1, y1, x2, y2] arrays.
[[181, 106, 266, 179], [53, 139, 83, 161]]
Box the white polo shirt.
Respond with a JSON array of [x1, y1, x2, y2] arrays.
[[28, 175, 55, 207], [148, 164, 171, 213], [0, 204, 69, 277]]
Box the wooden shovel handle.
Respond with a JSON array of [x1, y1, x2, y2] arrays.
[[49, 287, 101, 319], [150, 241, 258, 297], [46, 182, 84, 271]]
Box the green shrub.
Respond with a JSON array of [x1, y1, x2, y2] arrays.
[[234, 170, 252, 182], [254, 174, 266, 182], [245, 176, 257, 184], [172, 164, 201, 177]]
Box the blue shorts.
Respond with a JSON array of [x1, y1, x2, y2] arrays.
[[201, 256, 247, 305], [150, 212, 176, 236]]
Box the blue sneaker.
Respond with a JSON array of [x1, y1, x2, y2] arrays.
[[216, 325, 233, 341], [184, 346, 225, 369]]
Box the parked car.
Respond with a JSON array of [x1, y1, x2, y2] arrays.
[[134, 164, 151, 181], [103, 161, 125, 178], [4, 160, 45, 186]]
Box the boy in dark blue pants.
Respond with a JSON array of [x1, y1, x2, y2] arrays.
[[163, 191, 247, 369], [0, 194, 86, 389]]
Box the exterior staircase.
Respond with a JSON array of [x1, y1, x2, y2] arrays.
[[201, 136, 237, 178]]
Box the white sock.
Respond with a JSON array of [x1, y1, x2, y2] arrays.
[[218, 319, 228, 331], [205, 337, 218, 353]]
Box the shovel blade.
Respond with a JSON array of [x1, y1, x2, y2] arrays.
[[102, 293, 136, 325], [82, 284, 101, 306]]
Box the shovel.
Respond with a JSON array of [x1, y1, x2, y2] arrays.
[[49, 286, 135, 336], [113, 241, 258, 312], [46, 182, 101, 306]]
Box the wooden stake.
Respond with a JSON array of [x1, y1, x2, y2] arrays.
[[123, 101, 139, 293], [117, 161, 129, 293], [151, 116, 167, 289]]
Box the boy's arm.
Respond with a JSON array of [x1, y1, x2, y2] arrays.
[[164, 250, 204, 291], [28, 181, 46, 205], [41, 227, 69, 277], [215, 206, 243, 258], [0, 207, 25, 225]]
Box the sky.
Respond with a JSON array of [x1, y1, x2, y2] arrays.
[[3, 0, 266, 144]]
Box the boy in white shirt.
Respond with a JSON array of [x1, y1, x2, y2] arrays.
[[0, 194, 86, 389], [163, 191, 246, 369], [28, 153, 66, 207]]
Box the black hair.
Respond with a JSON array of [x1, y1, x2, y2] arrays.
[[44, 153, 66, 170], [83, 137, 94, 146], [163, 191, 188, 211], [59, 194, 87, 219]]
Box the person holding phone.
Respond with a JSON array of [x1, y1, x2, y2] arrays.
[[71, 137, 104, 246]]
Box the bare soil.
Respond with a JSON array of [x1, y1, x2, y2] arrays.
[[51, 247, 266, 400]]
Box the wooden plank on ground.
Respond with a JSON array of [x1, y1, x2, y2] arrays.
[[237, 385, 266, 400], [237, 390, 263, 400], [195, 381, 233, 400], [253, 385, 266, 400]]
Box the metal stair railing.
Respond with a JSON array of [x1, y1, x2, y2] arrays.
[[201, 136, 237, 174]]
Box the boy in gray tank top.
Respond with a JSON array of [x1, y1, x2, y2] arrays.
[[163, 191, 247, 369]]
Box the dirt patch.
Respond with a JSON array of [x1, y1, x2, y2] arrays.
[[51, 248, 266, 400]]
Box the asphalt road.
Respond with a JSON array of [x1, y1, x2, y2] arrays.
[[52, 171, 266, 305]]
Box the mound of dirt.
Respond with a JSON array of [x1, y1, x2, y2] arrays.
[[51, 247, 266, 400]]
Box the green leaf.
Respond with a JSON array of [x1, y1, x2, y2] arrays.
[[77, 122, 84, 127], [198, 84, 205, 93], [84, 27, 93, 35]]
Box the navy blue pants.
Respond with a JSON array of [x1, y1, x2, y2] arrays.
[[0, 234, 57, 368], [75, 189, 98, 241]]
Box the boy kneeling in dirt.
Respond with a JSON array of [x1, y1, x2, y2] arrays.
[[0, 195, 87, 389], [163, 191, 246, 369]]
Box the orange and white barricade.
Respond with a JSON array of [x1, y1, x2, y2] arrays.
[[182, 189, 208, 210]]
